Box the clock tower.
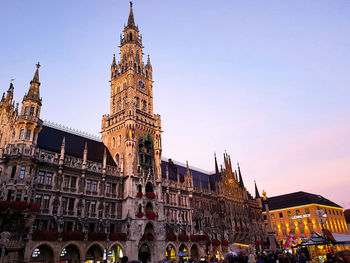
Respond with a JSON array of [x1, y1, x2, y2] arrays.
[[101, 0, 162, 219]]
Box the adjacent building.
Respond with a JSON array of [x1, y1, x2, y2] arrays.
[[262, 191, 348, 244], [0, 3, 264, 263], [344, 209, 350, 234]]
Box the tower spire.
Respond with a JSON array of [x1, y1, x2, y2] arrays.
[[127, 1, 135, 27], [24, 62, 41, 103], [254, 180, 260, 198], [214, 153, 219, 175], [237, 162, 244, 188], [31, 62, 40, 84], [112, 54, 116, 67]]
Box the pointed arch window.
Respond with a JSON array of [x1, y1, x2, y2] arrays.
[[24, 106, 29, 115], [30, 107, 34, 116], [115, 153, 120, 166], [117, 135, 122, 147], [129, 32, 133, 41], [135, 97, 140, 109]]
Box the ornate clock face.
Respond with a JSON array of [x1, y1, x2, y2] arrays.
[[138, 80, 145, 90]]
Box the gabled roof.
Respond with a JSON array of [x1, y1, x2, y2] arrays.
[[161, 158, 219, 191], [37, 125, 116, 166], [263, 191, 342, 211]]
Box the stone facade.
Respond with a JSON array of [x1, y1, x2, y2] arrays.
[[0, 3, 264, 263]]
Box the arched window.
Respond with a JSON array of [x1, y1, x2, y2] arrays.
[[117, 135, 122, 146], [146, 202, 153, 213], [135, 97, 140, 109], [142, 100, 147, 111], [117, 85, 120, 93], [123, 82, 127, 90], [129, 32, 132, 41], [115, 153, 120, 166], [113, 137, 116, 148], [122, 98, 126, 109], [146, 182, 153, 193], [138, 204, 142, 213]]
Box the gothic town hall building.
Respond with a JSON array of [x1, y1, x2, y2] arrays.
[[0, 3, 264, 263]]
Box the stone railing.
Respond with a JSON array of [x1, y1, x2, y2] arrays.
[[17, 115, 43, 125], [36, 149, 59, 164], [5, 143, 36, 157]]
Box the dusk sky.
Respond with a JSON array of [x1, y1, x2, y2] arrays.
[[1, 0, 349, 208]]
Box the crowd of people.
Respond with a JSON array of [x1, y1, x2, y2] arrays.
[[116, 249, 350, 263]]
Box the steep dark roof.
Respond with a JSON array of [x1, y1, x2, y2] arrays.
[[161, 159, 219, 191], [263, 191, 342, 211], [37, 125, 116, 166]]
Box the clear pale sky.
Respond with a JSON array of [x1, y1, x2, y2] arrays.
[[1, 1, 349, 208]]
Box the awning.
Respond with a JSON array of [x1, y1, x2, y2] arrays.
[[329, 233, 350, 244]]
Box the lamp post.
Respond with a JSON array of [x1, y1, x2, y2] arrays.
[[0, 232, 11, 263], [262, 190, 277, 251]]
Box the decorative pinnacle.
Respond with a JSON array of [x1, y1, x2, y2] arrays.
[[127, 1, 135, 27], [31, 62, 40, 84]]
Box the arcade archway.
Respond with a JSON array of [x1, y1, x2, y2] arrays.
[[60, 244, 80, 263], [191, 244, 199, 261], [165, 244, 176, 261], [85, 244, 103, 263], [30, 244, 54, 262], [179, 244, 189, 261], [108, 244, 124, 263], [138, 243, 151, 263]]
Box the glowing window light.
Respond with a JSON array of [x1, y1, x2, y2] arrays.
[[32, 248, 40, 258], [61, 248, 67, 257]]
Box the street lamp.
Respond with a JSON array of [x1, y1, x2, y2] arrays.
[[0, 232, 11, 263]]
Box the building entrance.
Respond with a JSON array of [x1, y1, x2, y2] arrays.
[[138, 244, 151, 263]]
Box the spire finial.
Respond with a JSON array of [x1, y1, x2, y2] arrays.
[[31, 62, 40, 84], [238, 162, 244, 188], [214, 152, 219, 175], [127, 1, 135, 27], [112, 53, 116, 66], [254, 180, 261, 198]]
